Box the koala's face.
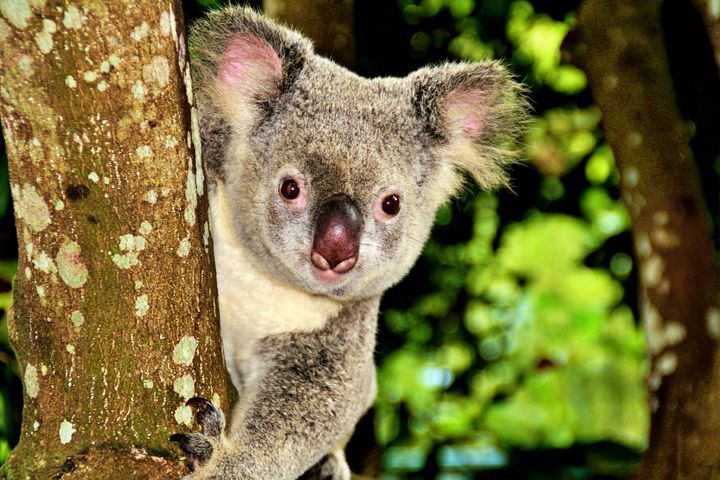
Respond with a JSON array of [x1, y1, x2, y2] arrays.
[[190, 8, 526, 301], [222, 64, 452, 300]]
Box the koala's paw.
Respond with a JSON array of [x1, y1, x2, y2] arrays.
[[170, 397, 226, 472]]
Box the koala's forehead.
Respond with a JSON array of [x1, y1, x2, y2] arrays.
[[261, 63, 426, 187]]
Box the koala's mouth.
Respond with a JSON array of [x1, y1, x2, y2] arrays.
[[310, 245, 359, 285], [312, 262, 355, 284], [312, 251, 357, 274]]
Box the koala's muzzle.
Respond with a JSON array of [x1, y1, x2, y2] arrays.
[[312, 195, 362, 275]]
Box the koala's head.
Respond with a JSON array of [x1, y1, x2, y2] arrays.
[[190, 8, 527, 301]]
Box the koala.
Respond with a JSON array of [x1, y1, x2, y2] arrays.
[[170, 6, 527, 480]]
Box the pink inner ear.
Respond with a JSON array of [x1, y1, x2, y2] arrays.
[[217, 33, 283, 88], [461, 113, 484, 136], [446, 88, 487, 139]]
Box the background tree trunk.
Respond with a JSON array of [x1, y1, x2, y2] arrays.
[[263, 0, 356, 69], [564, 0, 720, 478], [0, 1, 231, 477]]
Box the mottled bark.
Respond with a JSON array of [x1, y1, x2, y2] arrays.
[[564, 1, 720, 478], [0, 1, 231, 477], [263, 0, 355, 68]]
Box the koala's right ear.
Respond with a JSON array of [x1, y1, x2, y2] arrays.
[[189, 8, 312, 174]]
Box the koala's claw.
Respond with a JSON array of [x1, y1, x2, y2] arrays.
[[170, 432, 213, 471], [170, 397, 225, 472], [186, 396, 225, 438]]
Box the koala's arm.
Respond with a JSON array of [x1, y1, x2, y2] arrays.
[[184, 302, 377, 480]]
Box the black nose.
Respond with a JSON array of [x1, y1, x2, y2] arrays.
[[311, 195, 362, 274]]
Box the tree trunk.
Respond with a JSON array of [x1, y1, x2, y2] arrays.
[[263, 0, 355, 68], [564, 1, 720, 478], [0, 1, 231, 477]]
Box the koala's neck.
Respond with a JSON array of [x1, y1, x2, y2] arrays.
[[208, 181, 344, 337]]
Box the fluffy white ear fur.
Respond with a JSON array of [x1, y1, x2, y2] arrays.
[[212, 33, 283, 128], [441, 83, 514, 191], [413, 63, 528, 192]]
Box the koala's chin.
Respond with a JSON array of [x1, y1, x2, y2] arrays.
[[309, 260, 404, 304], [310, 266, 384, 303]]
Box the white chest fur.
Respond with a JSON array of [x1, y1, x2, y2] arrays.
[[208, 182, 342, 392]]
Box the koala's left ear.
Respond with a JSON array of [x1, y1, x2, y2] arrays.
[[410, 62, 529, 190]]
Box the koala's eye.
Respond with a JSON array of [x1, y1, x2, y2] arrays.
[[382, 194, 401, 216], [280, 179, 300, 200], [278, 175, 308, 212], [373, 190, 402, 221]]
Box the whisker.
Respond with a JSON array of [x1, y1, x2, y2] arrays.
[[404, 233, 425, 246]]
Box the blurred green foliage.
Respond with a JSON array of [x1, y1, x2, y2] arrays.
[[376, 201, 645, 476], [0, 145, 17, 466], [0, 264, 16, 465]]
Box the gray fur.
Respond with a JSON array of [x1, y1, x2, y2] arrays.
[[182, 6, 528, 479], [212, 300, 377, 478]]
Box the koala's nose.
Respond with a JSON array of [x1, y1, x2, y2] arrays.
[[312, 195, 362, 274]]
